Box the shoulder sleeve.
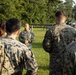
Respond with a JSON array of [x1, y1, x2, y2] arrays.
[[42, 29, 52, 53], [19, 31, 27, 43], [21, 48, 38, 75], [69, 26, 76, 36], [30, 31, 35, 43]]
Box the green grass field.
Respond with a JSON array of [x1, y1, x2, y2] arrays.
[[22, 28, 49, 75]]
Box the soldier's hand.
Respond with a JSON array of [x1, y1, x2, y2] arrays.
[[25, 40, 28, 45]]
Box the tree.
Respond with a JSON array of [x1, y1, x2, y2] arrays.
[[73, 4, 76, 20], [21, 0, 48, 24], [0, 0, 64, 24], [65, 0, 74, 21], [46, 0, 62, 24], [0, 0, 23, 22]]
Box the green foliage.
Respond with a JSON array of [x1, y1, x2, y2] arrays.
[[64, 0, 74, 21], [73, 5, 76, 20], [0, 14, 6, 22], [1, 0, 74, 24], [0, 0, 63, 23]]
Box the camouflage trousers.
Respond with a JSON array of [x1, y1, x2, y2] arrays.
[[11, 71, 22, 75], [11, 70, 38, 75], [25, 70, 38, 75]]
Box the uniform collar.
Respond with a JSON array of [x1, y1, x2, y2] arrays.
[[56, 22, 66, 25], [5, 35, 16, 39], [25, 30, 30, 32]]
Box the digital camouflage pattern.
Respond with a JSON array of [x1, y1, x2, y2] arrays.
[[63, 41, 76, 75], [0, 42, 6, 75], [0, 35, 38, 75], [0, 42, 15, 75], [19, 30, 35, 50], [42, 23, 76, 75]]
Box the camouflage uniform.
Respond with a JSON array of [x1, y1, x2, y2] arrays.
[[63, 41, 76, 75], [0, 35, 38, 75], [42, 23, 76, 75], [0, 33, 6, 38], [19, 30, 35, 50]]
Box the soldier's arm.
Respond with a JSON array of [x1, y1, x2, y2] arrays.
[[19, 32, 25, 43], [19, 32, 27, 43], [42, 29, 52, 53], [63, 46, 74, 75], [30, 31, 35, 43], [71, 27, 76, 37], [22, 48, 38, 75]]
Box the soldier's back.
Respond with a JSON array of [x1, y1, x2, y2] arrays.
[[1, 36, 28, 75], [50, 23, 76, 52], [43, 23, 76, 53], [1, 36, 38, 75], [0, 40, 14, 75], [43, 23, 76, 75]]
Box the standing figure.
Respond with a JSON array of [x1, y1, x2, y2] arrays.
[[42, 10, 76, 75], [0, 18, 38, 75], [19, 23, 35, 50]]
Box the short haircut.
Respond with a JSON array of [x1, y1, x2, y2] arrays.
[[24, 23, 29, 26], [0, 22, 6, 37], [55, 10, 67, 18], [6, 18, 21, 34]]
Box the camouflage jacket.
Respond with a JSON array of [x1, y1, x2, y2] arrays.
[[0, 42, 5, 75], [42, 23, 76, 75], [63, 41, 76, 75], [43, 23, 76, 53], [19, 30, 35, 50], [0, 35, 38, 75]]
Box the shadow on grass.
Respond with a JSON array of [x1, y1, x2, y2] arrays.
[[39, 65, 49, 70], [33, 42, 43, 48]]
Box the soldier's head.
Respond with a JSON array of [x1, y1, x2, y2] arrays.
[[55, 10, 67, 24], [6, 18, 21, 35], [24, 23, 30, 31], [0, 22, 6, 37]]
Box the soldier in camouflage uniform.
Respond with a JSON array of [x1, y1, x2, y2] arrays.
[[63, 41, 76, 75], [19, 23, 35, 50], [42, 10, 76, 75], [0, 18, 38, 75]]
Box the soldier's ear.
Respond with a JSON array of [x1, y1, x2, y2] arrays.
[[62, 16, 67, 21], [17, 30, 21, 35]]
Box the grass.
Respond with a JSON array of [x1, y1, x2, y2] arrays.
[[22, 28, 49, 75]]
